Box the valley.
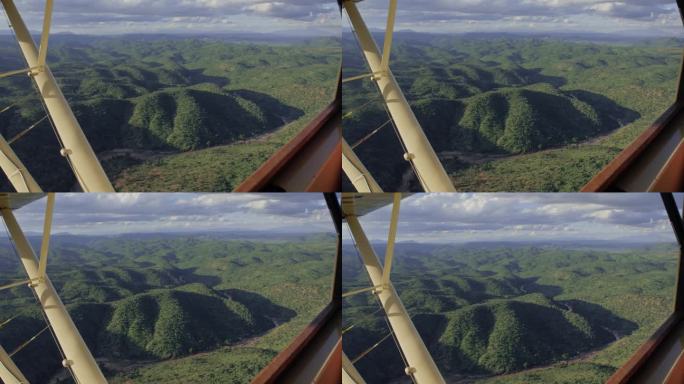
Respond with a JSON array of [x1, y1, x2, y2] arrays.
[[342, 33, 681, 191], [342, 242, 677, 383], [0, 233, 336, 383], [0, 34, 340, 191]]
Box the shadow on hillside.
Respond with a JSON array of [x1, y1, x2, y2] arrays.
[[414, 313, 449, 346], [187, 68, 230, 87], [525, 68, 566, 87], [567, 89, 641, 128], [521, 277, 564, 297], [218, 288, 297, 327], [560, 299, 639, 338], [178, 267, 222, 287], [230, 89, 304, 122]]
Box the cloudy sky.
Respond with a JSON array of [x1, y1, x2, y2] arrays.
[[5, 0, 339, 35], [11, 193, 334, 236], [346, 193, 681, 244], [349, 0, 682, 37]]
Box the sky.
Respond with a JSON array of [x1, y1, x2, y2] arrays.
[[6, 193, 680, 242], [3, 0, 340, 35], [11, 193, 334, 236], [349, 0, 683, 37], [346, 193, 681, 244]]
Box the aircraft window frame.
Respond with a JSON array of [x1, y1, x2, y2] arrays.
[[583, 0, 684, 191], [250, 192, 342, 383]]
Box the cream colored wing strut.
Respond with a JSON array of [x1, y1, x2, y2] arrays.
[[342, 0, 455, 192], [0, 344, 29, 384], [0, 134, 41, 192], [342, 138, 383, 192], [344, 193, 446, 383], [342, 352, 366, 384], [0, 0, 114, 192]]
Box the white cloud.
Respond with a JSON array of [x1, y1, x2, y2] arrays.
[[243, 199, 279, 210], [348, 0, 681, 36], [8, 0, 339, 34], [351, 193, 680, 244], [11, 193, 333, 236]]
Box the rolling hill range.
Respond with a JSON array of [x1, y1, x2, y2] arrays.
[[342, 242, 676, 383], [0, 34, 339, 191], [342, 33, 681, 191], [0, 233, 336, 383]]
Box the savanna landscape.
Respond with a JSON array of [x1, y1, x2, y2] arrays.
[[0, 232, 335, 383], [343, 32, 681, 191], [343, 241, 676, 383], [0, 34, 339, 191]]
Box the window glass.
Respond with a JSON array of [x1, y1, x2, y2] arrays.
[[342, 0, 682, 191], [0, 2, 340, 191], [343, 193, 677, 383], [0, 193, 335, 383]]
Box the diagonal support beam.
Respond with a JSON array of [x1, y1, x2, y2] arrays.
[[343, 0, 455, 192], [662, 193, 684, 246], [342, 138, 383, 193], [0, 67, 40, 79], [381, 193, 400, 287], [380, 0, 397, 70], [342, 72, 384, 83], [342, 351, 366, 384], [0, 279, 31, 291], [324, 192, 342, 302], [342, 285, 380, 298], [661, 193, 684, 312], [0, 134, 41, 192], [0, 343, 28, 384], [38, 193, 55, 278], [346, 214, 445, 384], [676, 0, 684, 101], [37, 0, 53, 67]]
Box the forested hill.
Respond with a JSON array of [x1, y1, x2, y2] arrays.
[[342, 32, 680, 191], [0, 34, 339, 191], [342, 242, 677, 383]]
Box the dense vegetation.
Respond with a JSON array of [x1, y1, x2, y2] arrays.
[[0, 34, 339, 191], [342, 242, 676, 383], [0, 233, 335, 383], [342, 33, 681, 191]]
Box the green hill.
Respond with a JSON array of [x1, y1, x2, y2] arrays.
[[342, 33, 679, 191], [125, 88, 294, 151], [410, 84, 637, 155], [435, 297, 613, 374], [93, 283, 293, 359]]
